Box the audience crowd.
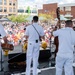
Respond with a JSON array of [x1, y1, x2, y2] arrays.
[[2, 22, 55, 46]]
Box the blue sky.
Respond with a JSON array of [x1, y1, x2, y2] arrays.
[[18, 0, 75, 9]]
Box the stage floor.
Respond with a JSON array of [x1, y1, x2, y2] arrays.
[[0, 61, 75, 75], [0, 45, 75, 75], [0, 55, 75, 75]]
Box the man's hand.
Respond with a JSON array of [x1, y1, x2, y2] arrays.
[[41, 36, 45, 41], [53, 26, 58, 31], [24, 35, 28, 41], [3, 36, 8, 43]]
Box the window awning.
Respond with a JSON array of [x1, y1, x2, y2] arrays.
[[64, 14, 73, 17], [72, 19, 75, 21]]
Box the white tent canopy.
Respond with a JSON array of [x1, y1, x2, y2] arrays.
[[55, 15, 68, 21], [0, 18, 11, 22], [25, 16, 33, 21], [39, 16, 46, 20], [64, 14, 73, 18]]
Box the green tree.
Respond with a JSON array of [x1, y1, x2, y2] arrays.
[[39, 11, 55, 21], [8, 15, 29, 23], [39, 11, 55, 24]]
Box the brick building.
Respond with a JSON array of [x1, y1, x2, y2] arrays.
[[0, 0, 17, 18], [38, 3, 58, 18], [38, 3, 75, 19], [59, 3, 75, 19]]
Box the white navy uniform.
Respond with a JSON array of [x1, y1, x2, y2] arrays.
[[73, 30, 75, 62], [53, 27, 75, 75], [0, 24, 6, 59], [25, 23, 44, 75]]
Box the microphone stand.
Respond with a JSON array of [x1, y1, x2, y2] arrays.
[[49, 34, 55, 67], [48, 36, 52, 66]]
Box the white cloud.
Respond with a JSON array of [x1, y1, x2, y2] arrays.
[[64, 0, 75, 3], [59, 1, 64, 4], [59, 0, 75, 4], [18, 0, 75, 9]]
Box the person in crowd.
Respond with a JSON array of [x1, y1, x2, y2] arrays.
[[25, 16, 44, 75], [53, 20, 75, 75]]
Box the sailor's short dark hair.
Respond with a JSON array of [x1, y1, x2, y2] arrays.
[[33, 16, 38, 22], [65, 20, 72, 25]]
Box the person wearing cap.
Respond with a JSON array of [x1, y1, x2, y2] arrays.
[[25, 16, 44, 75], [53, 20, 75, 75]]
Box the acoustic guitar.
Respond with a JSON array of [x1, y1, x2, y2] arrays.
[[1, 43, 14, 51]]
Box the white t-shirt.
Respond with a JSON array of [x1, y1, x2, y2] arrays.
[[53, 27, 75, 57], [0, 24, 6, 38], [25, 23, 44, 42]]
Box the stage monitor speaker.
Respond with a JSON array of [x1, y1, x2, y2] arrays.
[[8, 49, 51, 63], [8, 50, 51, 70], [39, 50, 51, 62], [8, 53, 26, 70], [8, 53, 26, 63]]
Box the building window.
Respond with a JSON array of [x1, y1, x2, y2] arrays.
[[32, 10, 37, 13], [4, 7, 7, 12], [13, 3, 15, 6], [18, 9, 24, 13], [66, 12, 71, 15], [60, 7, 64, 11], [4, 0, 7, 5], [13, 7, 16, 12], [25, 10, 28, 13], [65, 6, 71, 11], [9, 0, 12, 5], [9, 7, 12, 12], [0, 7, 2, 12], [0, 0, 2, 5], [44, 10, 48, 12]]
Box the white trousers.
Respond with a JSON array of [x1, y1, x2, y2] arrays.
[[73, 46, 75, 62], [56, 55, 74, 75], [26, 41, 40, 75]]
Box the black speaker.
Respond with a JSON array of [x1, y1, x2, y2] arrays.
[[8, 50, 51, 70], [8, 53, 26, 63], [8, 53, 26, 70], [39, 50, 51, 62], [8, 50, 51, 63]]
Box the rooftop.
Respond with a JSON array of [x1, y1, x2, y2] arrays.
[[58, 3, 75, 7]]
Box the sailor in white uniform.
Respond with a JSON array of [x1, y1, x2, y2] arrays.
[[0, 24, 8, 70], [0, 24, 7, 49], [25, 16, 44, 75], [53, 20, 75, 75], [73, 27, 75, 62]]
